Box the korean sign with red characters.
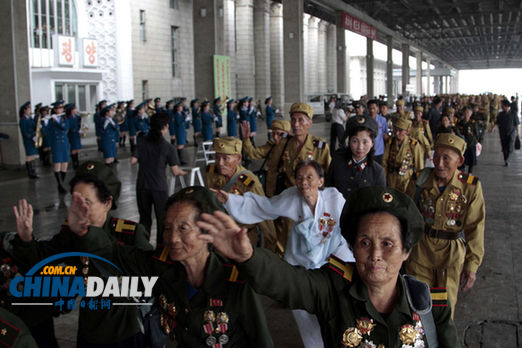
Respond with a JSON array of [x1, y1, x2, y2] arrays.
[[82, 39, 98, 67], [342, 13, 378, 40], [57, 35, 75, 66]]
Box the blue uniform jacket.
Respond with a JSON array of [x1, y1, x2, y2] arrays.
[[101, 117, 119, 159], [227, 108, 238, 137], [192, 107, 202, 132], [201, 111, 214, 141], [174, 111, 187, 145], [50, 115, 70, 163], [68, 114, 82, 150], [19, 116, 38, 156]]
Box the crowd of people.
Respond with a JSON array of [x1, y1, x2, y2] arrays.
[[2, 92, 519, 347]]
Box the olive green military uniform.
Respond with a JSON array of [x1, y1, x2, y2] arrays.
[[238, 248, 459, 348], [0, 308, 38, 348], [71, 225, 274, 348], [279, 134, 331, 188], [10, 216, 152, 344], [406, 169, 485, 316], [243, 137, 289, 198], [382, 136, 424, 197], [410, 119, 433, 155], [391, 110, 412, 121], [206, 164, 277, 251]]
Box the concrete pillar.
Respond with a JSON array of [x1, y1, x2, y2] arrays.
[[307, 16, 319, 94], [269, 2, 284, 108], [366, 38, 374, 99], [336, 12, 346, 94], [303, 13, 310, 96], [224, 0, 237, 98], [401, 43, 410, 96], [454, 70, 459, 93], [283, 0, 304, 111], [317, 20, 328, 94], [434, 76, 440, 95], [426, 57, 431, 96], [193, 0, 225, 100], [386, 35, 394, 106], [326, 23, 337, 93], [254, 0, 270, 102], [236, 0, 255, 98], [0, 0, 31, 165], [416, 51, 422, 96]]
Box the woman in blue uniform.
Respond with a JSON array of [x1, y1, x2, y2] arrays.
[[134, 102, 151, 136], [49, 100, 70, 194], [213, 97, 223, 138], [66, 103, 82, 169], [237, 97, 249, 140], [248, 97, 257, 145], [127, 100, 137, 154], [200, 101, 214, 141], [38, 105, 52, 167], [174, 102, 188, 164], [100, 104, 119, 167], [191, 99, 201, 146], [165, 99, 176, 146], [18, 101, 39, 179], [93, 100, 106, 152], [265, 96, 275, 129], [116, 101, 128, 148], [226, 99, 238, 137]]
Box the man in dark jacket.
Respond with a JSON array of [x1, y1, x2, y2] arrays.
[[493, 99, 520, 166]]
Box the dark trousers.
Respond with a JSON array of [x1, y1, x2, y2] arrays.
[[330, 123, 345, 155], [501, 131, 516, 163], [136, 189, 168, 244]]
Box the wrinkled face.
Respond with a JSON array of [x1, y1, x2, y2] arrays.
[[164, 202, 207, 261], [215, 153, 241, 179], [368, 103, 378, 117], [295, 165, 323, 197], [394, 126, 408, 142], [353, 212, 409, 288], [396, 104, 404, 112], [349, 130, 374, 162], [433, 146, 463, 182], [290, 113, 312, 136], [72, 182, 112, 227], [272, 129, 288, 145]]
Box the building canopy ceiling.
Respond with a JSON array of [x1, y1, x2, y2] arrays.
[[343, 0, 522, 69]]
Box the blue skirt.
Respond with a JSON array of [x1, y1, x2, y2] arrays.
[[101, 135, 118, 158], [68, 132, 82, 150], [22, 138, 38, 156], [51, 138, 71, 163]]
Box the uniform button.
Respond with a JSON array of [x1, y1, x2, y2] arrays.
[[184, 327, 188, 331], [185, 308, 189, 313]]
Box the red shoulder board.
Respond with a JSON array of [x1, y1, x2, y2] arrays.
[[327, 254, 353, 282], [430, 287, 448, 307], [0, 316, 22, 347], [222, 263, 245, 284], [458, 172, 479, 185], [313, 139, 326, 149], [151, 247, 173, 264], [238, 173, 255, 188], [110, 218, 137, 245]]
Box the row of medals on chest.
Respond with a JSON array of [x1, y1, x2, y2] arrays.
[[421, 189, 467, 227]]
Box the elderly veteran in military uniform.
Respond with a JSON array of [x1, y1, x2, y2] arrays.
[[205, 137, 278, 252], [391, 98, 412, 121], [406, 133, 485, 317], [11, 161, 152, 346], [410, 106, 434, 158], [382, 118, 424, 197], [0, 308, 38, 348], [326, 115, 385, 200], [279, 102, 331, 189], [241, 119, 291, 197], [198, 186, 459, 348], [54, 186, 275, 348]]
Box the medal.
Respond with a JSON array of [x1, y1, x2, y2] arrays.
[[217, 312, 229, 324], [356, 317, 375, 335], [399, 324, 418, 345], [203, 310, 216, 322], [159, 294, 167, 310], [219, 334, 229, 344], [446, 219, 455, 226], [167, 303, 176, 316], [205, 335, 217, 346], [342, 327, 363, 347]]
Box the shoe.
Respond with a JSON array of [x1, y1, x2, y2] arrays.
[[505, 162, 509, 166], [54, 172, 67, 194]]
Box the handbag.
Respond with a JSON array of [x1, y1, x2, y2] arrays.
[[275, 172, 287, 195], [253, 146, 274, 192], [515, 134, 521, 150]]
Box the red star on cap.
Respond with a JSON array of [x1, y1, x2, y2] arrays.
[[382, 193, 393, 203]]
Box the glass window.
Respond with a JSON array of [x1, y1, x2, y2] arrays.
[[170, 0, 179, 9], [55, 84, 64, 101], [171, 26, 178, 77], [67, 84, 75, 104], [142, 80, 148, 101], [78, 85, 86, 111], [28, 0, 78, 48], [57, 0, 63, 34], [89, 85, 98, 113], [140, 10, 146, 42]]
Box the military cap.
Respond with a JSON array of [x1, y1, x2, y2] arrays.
[[396, 99, 405, 106], [174, 101, 183, 108], [271, 119, 291, 133], [117, 101, 126, 107], [65, 103, 76, 113], [248, 97, 253, 102], [101, 103, 115, 115], [214, 97, 221, 104], [435, 133, 466, 157], [97, 100, 107, 107], [346, 115, 378, 135], [34, 102, 42, 109], [265, 96, 272, 104], [340, 186, 424, 250], [127, 99, 134, 104], [40, 105, 49, 111], [201, 100, 210, 107], [289, 102, 314, 119], [21, 101, 31, 110], [167, 186, 226, 215], [414, 106, 424, 113], [393, 118, 412, 130], [136, 102, 146, 110], [52, 100, 65, 108], [190, 98, 199, 104], [73, 161, 121, 209], [154, 97, 161, 102], [226, 99, 235, 106], [166, 99, 175, 105], [239, 96, 249, 103], [447, 107, 455, 114], [213, 137, 242, 155], [180, 97, 187, 102]]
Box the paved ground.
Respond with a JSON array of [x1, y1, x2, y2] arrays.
[[1, 117, 520, 347]]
